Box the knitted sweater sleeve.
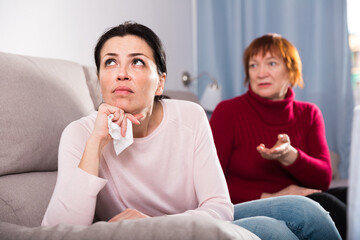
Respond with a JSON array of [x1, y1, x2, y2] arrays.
[[210, 101, 235, 177], [181, 103, 234, 221], [42, 119, 107, 226], [284, 104, 332, 191]]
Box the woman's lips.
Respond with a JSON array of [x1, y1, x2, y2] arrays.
[[113, 86, 134, 95], [258, 82, 271, 88]]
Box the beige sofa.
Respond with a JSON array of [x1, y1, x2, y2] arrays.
[[0, 51, 259, 240]]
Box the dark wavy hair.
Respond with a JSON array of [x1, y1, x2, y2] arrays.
[[94, 21, 168, 101]]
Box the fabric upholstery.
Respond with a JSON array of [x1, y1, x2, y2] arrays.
[[0, 172, 57, 227], [83, 66, 102, 110], [0, 215, 260, 240], [163, 90, 199, 104], [0, 52, 94, 176]]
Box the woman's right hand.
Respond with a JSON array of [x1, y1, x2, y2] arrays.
[[261, 185, 321, 199], [257, 134, 299, 166], [91, 103, 143, 150], [78, 103, 143, 176]]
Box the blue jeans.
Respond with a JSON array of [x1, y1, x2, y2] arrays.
[[232, 195, 341, 240]]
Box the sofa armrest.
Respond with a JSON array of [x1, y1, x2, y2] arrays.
[[0, 215, 259, 240]]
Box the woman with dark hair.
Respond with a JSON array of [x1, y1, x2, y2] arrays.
[[42, 20, 233, 226], [210, 33, 347, 239], [42, 23, 341, 239]]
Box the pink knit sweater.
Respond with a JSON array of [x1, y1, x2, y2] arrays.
[[42, 99, 233, 226]]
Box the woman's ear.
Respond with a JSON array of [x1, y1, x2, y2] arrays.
[[155, 73, 166, 96]]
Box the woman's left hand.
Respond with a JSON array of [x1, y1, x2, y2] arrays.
[[256, 134, 299, 166], [108, 208, 150, 222]]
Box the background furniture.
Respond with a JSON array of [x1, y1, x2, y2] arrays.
[[348, 106, 360, 240], [0, 51, 259, 240]]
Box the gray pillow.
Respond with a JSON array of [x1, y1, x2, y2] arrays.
[[0, 215, 260, 240], [0, 52, 95, 176], [83, 66, 102, 110], [0, 172, 57, 227]]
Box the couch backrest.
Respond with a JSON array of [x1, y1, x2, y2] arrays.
[[0, 52, 95, 176], [83, 66, 102, 110], [0, 52, 202, 227]]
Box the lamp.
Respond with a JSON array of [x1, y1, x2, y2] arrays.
[[181, 71, 222, 112]]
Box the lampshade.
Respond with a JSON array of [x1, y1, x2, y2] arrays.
[[181, 71, 222, 112], [199, 82, 222, 112]]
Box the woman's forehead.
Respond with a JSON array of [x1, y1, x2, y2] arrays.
[[250, 49, 282, 60], [101, 35, 153, 59]]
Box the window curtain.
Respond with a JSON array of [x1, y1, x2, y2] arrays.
[[197, 0, 354, 178]]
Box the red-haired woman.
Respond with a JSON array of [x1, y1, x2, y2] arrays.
[[210, 33, 347, 239]]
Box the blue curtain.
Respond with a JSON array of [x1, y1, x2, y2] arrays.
[[197, 0, 354, 178]]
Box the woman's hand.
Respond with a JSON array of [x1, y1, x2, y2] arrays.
[[92, 103, 143, 145], [108, 208, 150, 222], [78, 103, 143, 176], [256, 134, 299, 166], [261, 184, 321, 199]]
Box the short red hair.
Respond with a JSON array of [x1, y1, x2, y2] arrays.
[[243, 33, 304, 88]]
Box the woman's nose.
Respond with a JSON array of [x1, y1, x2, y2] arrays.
[[117, 65, 130, 81], [257, 64, 267, 78]]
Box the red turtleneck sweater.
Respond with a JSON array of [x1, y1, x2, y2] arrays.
[[210, 87, 332, 204]]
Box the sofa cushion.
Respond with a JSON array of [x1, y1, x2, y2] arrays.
[[0, 215, 260, 240], [163, 90, 199, 103], [0, 171, 57, 227], [0, 52, 95, 175], [83, 66, 102, 110]]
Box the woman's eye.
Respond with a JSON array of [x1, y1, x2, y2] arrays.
[[249, 63, 257, 68], [269, 61, 277, 66], [133, 58, 145, 66], [105, 59, 116, 66]]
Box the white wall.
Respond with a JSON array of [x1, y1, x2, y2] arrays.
[[348, 0, 360, 35], [0, 0, 195, 91]]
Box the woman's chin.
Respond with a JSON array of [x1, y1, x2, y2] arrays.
[[103, 100, 132, 111]]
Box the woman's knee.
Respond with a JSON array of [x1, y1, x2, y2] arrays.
[[233, 216, 298, 240], [234, 195, 327, 221], [275, 195, 329, 223], [291, 195, 328, 215], [234, 196, 340, 239]]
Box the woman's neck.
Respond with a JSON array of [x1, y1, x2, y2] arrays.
[[132, 101, 163, 138], [246, 87, 295, 126]]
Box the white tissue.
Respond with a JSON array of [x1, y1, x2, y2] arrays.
[[107, 114, 133, 155]]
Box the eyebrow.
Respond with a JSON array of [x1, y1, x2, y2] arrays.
[[103, 52, 149, 58], [129, 53, 148, 58]]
